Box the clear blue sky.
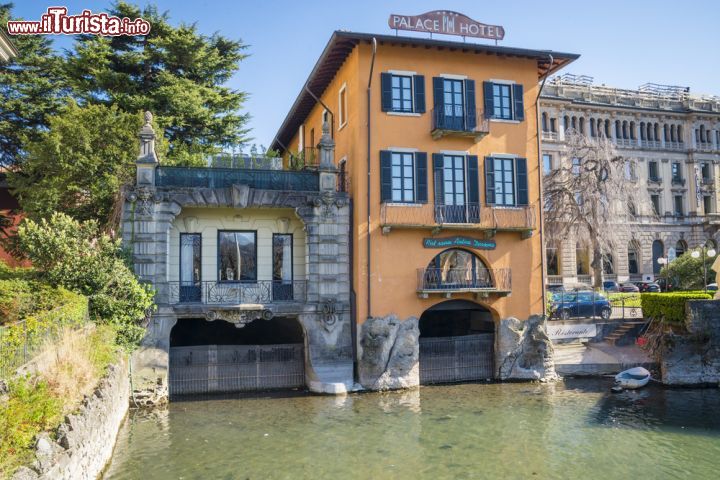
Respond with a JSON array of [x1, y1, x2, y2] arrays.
[[12, 0, 720, 147]]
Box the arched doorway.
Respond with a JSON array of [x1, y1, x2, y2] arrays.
[[418, 300, 495, 384], [652, 240, 664, 274], [169, 316, 305, 398]]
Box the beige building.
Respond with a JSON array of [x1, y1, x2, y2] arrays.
[[540, 74, 720, 285]]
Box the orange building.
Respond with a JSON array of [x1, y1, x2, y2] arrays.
[[272, 31, 578, 386]]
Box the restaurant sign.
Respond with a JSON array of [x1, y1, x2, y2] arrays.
[[388, 10, 505, 41], [547, 324, 598, 340], [423, 236, 496, 250]]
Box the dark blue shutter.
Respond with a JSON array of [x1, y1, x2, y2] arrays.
[[515, 157, 528, 206], [467, 155, 480, 223], [513, 84, 524, 121], [381, 73, 392, 112], [483, 81, 494, 119], [433, 77, 443, 127], [380, 150, 392, 202], [484, 156, 496, 205], [413, 75, 425, 113], [432, 154, 444, 222], [415, 152, 428, 203], [464, 79, 476, 131]]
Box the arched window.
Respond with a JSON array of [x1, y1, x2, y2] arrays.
[[670, 124, 676, 142], [628, 241, 641, 274], [546, 242, 561, 276], [663, 124, 669, 142], [542, 113, 548, 132], [622, 121, 628, 139], [563, 115, 570, 131], [604, 119, 611, 137], [579, 117, 585, 134], [615, 120, 621, 138], [652, 240, 664, 274], [640, 122, 646, 141], [590, 118, 596, 137], [423, 249, 492, 289], [571, 116, 577, 130], [700, 125, 706, 143], [677, 125, 683, 142], [630, 121, 636, 140], [603, 253, 615, 274], [646, 123, 653, 141], [576, 242, 590, 275], [675, 240, 687, 257], [654, 123, 659, 141]]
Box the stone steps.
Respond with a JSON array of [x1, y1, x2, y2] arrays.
[[605, 321, 647, 344]]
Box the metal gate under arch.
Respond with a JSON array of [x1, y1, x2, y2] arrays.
[[419, 334, 495, 384], [169, 343, 305, 397]]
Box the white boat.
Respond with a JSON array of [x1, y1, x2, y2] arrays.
[[614, 367, 651, 389]]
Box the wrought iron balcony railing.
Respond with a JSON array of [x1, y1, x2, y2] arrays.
[[430, 107, 490, 140], [380, 203, 536, 232], [166, 280, 307, 305], [155, 166, 320, 191], [647, 176, 662, 184], [417, 267, 511, 293], [671, 176, 685, 186]]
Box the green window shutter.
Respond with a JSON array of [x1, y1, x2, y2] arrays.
[[483, 81, 494, 119], [515, 157, 528, 205], [484, 156, 496, 205], [513, 84, 525, 121], [415, 152, 428, 203], [413, 75, 425, 113], [380, 150, 392, 202], [381, 73, 392, 112], [464, 79, 476, 130], [467, 155, 480, 223]]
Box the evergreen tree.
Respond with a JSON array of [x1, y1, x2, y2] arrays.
[[65, 1, 250, 162], [0, 3, 66, 166]]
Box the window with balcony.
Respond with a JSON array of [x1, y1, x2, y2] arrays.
[[628, 242, 640, 274], [422, 248, 492, 290], [430, 77, 480, 133], [648, 160, 660, 182], [381, 73, 425, 114], [380, 150, 427, 204], [674, 195, 684, 217], [701, 162, 712, 182], [484, 156, 528, 207], [651, 194, 661, 215], [483, 81, 524, 121], [671, 162, 683, 184], [704, 195, 714, 214], [180, 233, 202, 302], [272, 234, 293, 301], [218, 231, 257, 282]]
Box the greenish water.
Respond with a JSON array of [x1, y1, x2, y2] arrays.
[[104, 380, 720, 480]]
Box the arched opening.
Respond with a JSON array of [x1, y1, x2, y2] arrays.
[[630, 121, 636, 140], [671, 124, 676, 142], [628, 241, 641, 275], [675, 240, 687, 257], [576, 242, 591, 276], [541, 112, 548, 132], [652, 240, 664, 274], [640, 122, 646, 141], [423, 248, 492, 290], [418, 300, 495, 384], [169, 316, 305, 397]]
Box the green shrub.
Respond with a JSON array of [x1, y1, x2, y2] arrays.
[[15, 213, 154, 348], [0, 376, 62, 476], [640, 292, 713, 324], [608, 292, 641, 308]]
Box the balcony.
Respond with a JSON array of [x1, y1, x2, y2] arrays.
[[671, 176, 686, 186], [155, 166, 320, 191], [542, 131, 559, 141], [616, 138, 636, 148], [166, 280, 308, 305], [430, 107, 490, 141], [648, 176, 662, 185], [696, 142, 714, 152], [666, 141, 685, 151], [702, 177, 714, 186], [640, 140, 662, 149], [380, 203, 536, 237], [417, 267, 511, 296]]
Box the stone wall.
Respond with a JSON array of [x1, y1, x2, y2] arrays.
[[13, 359, 130, 480], [358, 315, 419, 390], [496, 316, 558, 382], [660, 299, 720, 385]]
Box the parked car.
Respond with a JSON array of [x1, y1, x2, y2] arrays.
[[656, 278, 674, 292], [707, 283, 718, 292], [633, 281, 661, 293], [550, 291, 612, 320], [619, 282, 640, 293], [603, 281, 620, 292]]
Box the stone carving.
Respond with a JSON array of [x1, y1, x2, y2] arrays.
[[206, 309, 273, 328], [496, 315, 558, 382], [134, 186, 156, 217], [359, 315, 419, 390], [312, 191, 338, 218], [318, 299, 338, 332]]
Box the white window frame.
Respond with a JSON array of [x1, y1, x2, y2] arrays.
[[388, 73, 415, 115], [389, 150, 417, 204], [338, 83, 348, 130]]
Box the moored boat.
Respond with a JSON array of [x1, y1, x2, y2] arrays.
[[614, 367, 651, 389]]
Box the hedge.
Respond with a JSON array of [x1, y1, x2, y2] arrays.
[[640, 292, 713, 325]]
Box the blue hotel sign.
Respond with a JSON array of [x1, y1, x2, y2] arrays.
[[423, 236, 496, 250]]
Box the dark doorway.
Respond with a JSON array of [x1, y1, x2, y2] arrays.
[[169, 316, 305, 398], [418, 300, 495, 384]]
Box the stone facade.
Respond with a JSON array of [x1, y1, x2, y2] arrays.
[[660, 299, 720, 385], [540, 76, 720, 286], [122, 115, 353, 403], [12, 360, 129, 480]]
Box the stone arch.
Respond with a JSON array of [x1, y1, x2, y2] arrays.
[[652, 239, 664, 274], [422, 248, 494, 289], [628, 240, 641, 275], [675, 239, 688, 257]]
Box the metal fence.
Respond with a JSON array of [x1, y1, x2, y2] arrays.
[[166, 280, 308, 305], [0, 311, 89, 379], [417, 267, 511, 293], [155, 166, 320, 191], [548, 291, 642, 321], [419, 334, 494, 384], [380, 203, 536, 230], [169, 343, 305, 397]]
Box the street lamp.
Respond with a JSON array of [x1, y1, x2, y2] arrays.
[[691, 245, 717, 293]]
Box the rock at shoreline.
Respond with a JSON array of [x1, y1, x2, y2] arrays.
[[497, 315, 558, 382], [358, 315, 419, 390]]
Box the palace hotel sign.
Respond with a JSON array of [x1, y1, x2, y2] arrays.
[[388, 10, 505, 41]]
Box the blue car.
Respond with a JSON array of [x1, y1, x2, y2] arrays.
[[551, 291, 611, 320]]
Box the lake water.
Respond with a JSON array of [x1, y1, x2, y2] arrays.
[[103, 379, 720, 479]]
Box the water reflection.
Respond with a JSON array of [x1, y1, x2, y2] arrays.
[[105, 380, 720, 480]]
